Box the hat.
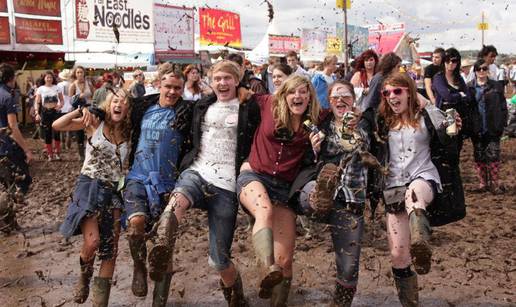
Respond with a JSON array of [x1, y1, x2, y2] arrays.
[[102, 72, 113, 83], [58, 69, 71, 80], [461, 59, 475, 67]]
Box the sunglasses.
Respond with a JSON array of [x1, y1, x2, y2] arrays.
[[382, 87, 408, 98], [330, 93, 353, 100], [446, 58, 459, 64], [476, 66, 489, 72]]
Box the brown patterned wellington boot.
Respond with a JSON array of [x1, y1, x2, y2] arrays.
[[148, 210, 178, 282], [409, 208, 432, 275], [252, 228, 283, 299], [270, 277, 292, 307], [73, 256, 95, 304], [331, 283, 356, 307], [394, 274, 419, 307], [128, 235, 148, 297], [312, 163, 341, 214], [91, 277, 112, 307], [220, 272, 249, 307]]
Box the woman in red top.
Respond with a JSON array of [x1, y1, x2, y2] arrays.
[[237, 75, 322, 306]]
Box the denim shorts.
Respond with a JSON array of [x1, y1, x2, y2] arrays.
[[236, 170, 291, 205], [173, 169, 238, 271], [123, 179, 170, 230]]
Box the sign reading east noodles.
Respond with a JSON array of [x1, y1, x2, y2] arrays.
[[199, 8, 241, 48], [14, 0, 61, 17], [0, 17, 10, 44], [154, 4, 194, 61], [15, 17, 62, 44], [0, 0, 7, 13], [269, 35, 300, 55], [75, 0, 153, 43]]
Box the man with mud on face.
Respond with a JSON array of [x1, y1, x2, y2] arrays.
[[147, 60, 260, 306], [122, 63, 194, 306]]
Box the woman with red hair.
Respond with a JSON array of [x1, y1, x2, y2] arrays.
[[351, 49, 379, 109]]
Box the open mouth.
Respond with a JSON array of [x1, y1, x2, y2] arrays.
[[388, 99, 401, 108], [217, 87, 230, 94], [291, 101, 304, 107], [335, 102, 349, 112]]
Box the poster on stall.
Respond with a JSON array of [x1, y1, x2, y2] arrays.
[[75, 0, 153, 43], [15, 17, 62, 44], [300, 28, 327, 61], [0, 0, 7, 12], [154, 4, 195, 61], [0, 17, 10, 44], [199, 8, 241, 48], [368, 23, 405, 55], [269, 35, 301, 55], [14, 0, 61, 17], [336, 23, 369, 58]]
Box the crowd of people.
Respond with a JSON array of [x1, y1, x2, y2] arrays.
[[0, 43, 513, 307]]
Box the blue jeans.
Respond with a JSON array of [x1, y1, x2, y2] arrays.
[[173, 169, 238, 271]]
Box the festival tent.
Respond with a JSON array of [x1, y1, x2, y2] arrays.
[[245, 2, 281, 65]]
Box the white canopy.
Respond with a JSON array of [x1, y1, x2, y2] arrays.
[[67, 51, 153, 69]]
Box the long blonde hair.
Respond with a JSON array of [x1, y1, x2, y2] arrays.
[[273, 75, 320, 133], [100, 88, 132, 141]]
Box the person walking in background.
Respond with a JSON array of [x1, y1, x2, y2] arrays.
[[286, 51, 311, 79], [130, 69, 146, 99], [57, 69, 73, 150], [182, 65, 203, 101], [312, 55, 338, 109], [350, 49, 379, 109], [92, 73, 114, 106], [424, 48, 445, 104], [69, 66, 94, 161], [467, 59, 508, 193]]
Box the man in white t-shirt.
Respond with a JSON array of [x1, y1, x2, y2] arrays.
[[148, 61, 261, 305]]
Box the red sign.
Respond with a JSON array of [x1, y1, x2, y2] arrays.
[[0, 17, 10, 44], [14, 0, 61, 17], [199, 8, 241, 48], [269, 35, 301, 55], [0, 0, 7, 12], [15, 17, 63, 44]]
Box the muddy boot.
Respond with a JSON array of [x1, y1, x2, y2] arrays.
[[312, 163, 341, 215], [487, 162, 502, 194], [253, 228, 283, 299], [152, 272, 172, 307], [220, 272, 248, 307], [474, 162, 487, 191], [332, 283, 356, 307], [73, 256, 95, 304], [148, 210, 178, 282], [409, 209, 432, 275], [91, 277, 111, 307], [394, 275, 419, 307], [270, 277, 291, 307], [128, 235, 148, 297]]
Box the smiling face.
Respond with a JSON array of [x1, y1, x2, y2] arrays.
[[109, 90, 129, 123], [329, 83, 354, 120], [44, 74, 54, 86], [286, 84, 310, 116], [159, 74, 184, 107], [272, 68, 289, 89], [383, 84, 409, 116], [211, 70, 238, 102]]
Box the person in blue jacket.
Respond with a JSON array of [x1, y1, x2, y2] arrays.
[[312, 55, 338, 109]]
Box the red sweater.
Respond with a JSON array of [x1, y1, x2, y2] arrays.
[[248, 95, 311, 183]]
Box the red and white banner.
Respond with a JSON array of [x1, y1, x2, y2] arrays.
[[269, 35, 300, 55], [14, 0, 61, 17], [0, 17, 10, 44], [15, 17, 63, 45], [154, 4, 194, 61], [75, 0, 153, 43], [199, 8, 241, 48]]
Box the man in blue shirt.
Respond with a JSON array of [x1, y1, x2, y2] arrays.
[[123, 63, 193, 306]]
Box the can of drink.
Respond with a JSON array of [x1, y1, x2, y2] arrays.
[[343, 111, 356, 129], [445, 108, 457, 136]]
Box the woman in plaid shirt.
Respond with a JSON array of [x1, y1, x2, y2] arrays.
[[290, 80, 371, 306]]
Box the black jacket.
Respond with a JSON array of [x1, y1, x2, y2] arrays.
[[367, 105, 466, 226], [179, 94, 261, 178], [467, 79, 508, 138], [128, 94, 194, 168]]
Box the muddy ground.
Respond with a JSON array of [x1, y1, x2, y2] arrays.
[[0, 135, 514, 307]]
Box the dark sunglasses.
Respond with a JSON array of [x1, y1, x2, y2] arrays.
[[476, 66, 489, 72], [446, 58, 459, 64], [382, 87, 408, 98]]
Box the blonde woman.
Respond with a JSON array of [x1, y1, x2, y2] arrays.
[[237, 75, 322, 306], [53, 89, 132, 307]]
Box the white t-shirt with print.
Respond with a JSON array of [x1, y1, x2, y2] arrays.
[[189, 98, 239, 192], [36, 85, 61, 105]]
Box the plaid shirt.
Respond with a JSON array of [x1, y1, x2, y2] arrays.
[[323, 121, 370, 204]]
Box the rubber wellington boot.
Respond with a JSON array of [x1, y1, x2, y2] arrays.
[[409, 208, 432, 275], [91, 277, 112, 307], [488, 162, 502, 194], [270, 277, 292, 307], [73, 256, 95, 304], [332, 283, 356, 307], [128, 235, 148, 297], [394, 274, 419, 307], [253, 228, 283, 299], [152, 272, 172, 307], [148, 210, 178, 282], [220, 272, 249, 307], [474, 162, 488, 191]]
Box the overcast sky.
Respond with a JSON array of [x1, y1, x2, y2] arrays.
[[158, 0, 514, 54]]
